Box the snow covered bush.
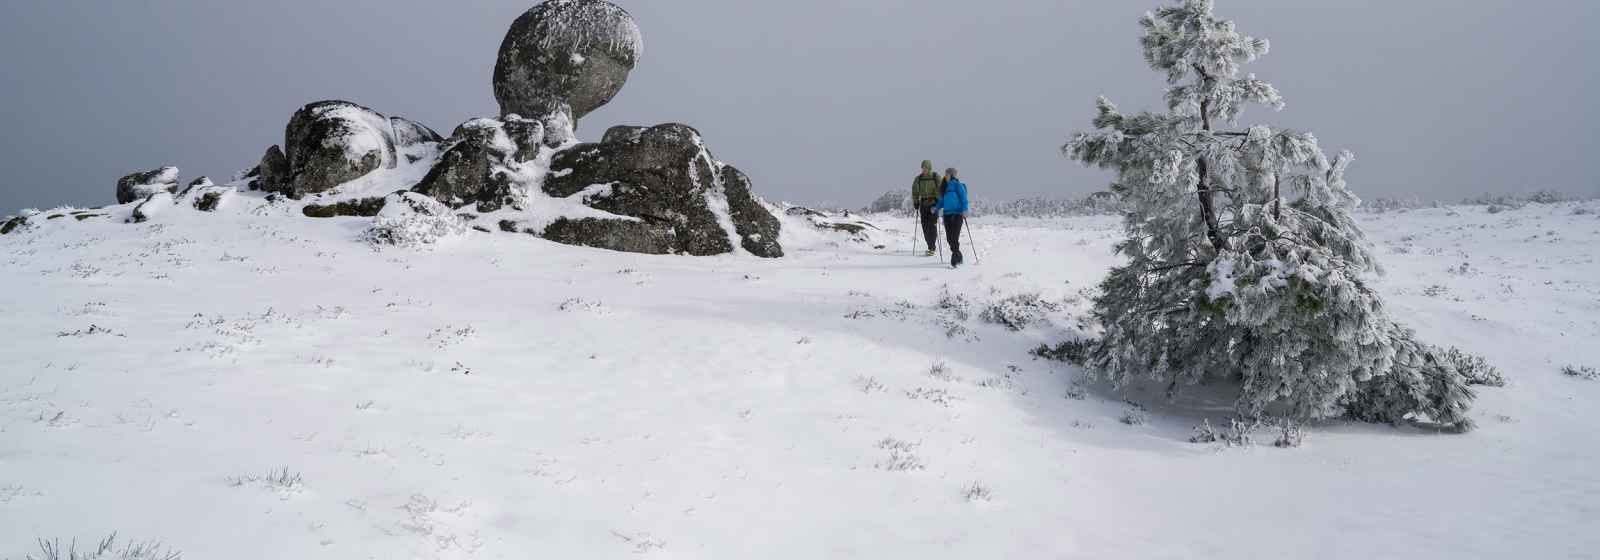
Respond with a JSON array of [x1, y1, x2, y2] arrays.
[[360, 192, 467, 248], [1119, 402, 1150, 426], [933, 286, 973, 321], [862, 189, 912, 214], [1273, 418, 1303, 448], [1444, 347, 1505, 387], [979, 292, 1062, 331], [1188, 419, 1220, 443], [1062, 0, 1482, 429]]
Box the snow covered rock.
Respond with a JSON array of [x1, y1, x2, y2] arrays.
[[253, 145, 290, 193], [0, 215, 28, 235], [129, 191, 176, 223], [115, 166, 179, 204], [719, 165, 783, 257], [493, 0, 641, 124], [390, 117, 443, 150], [786, 206, 880, 242], [545, 123, 783, 257], [279, 100, 399, 198], [302, 197, 388, 218], [540, 216, 675, 254], [411, 117, 539, 213], [176, 180, 234, 213], [360, 191, 467, 248]]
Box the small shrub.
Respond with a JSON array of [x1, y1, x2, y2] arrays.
[[1222, 418, 1257, 447], [1064, 384, 1088, 401], [933, 286, 972, 321], [856, 375, 886, 394], [875, 438, 925, 471], [19, 533, 181, 560], [558, 298, 605, 313], [979, 293, 1062, 331], [1443, 348, 1504, 387], [1119, 402, 1149, 426], [1562, 365, 1599, 381], [927, 361, 958, 382], [962, 481, 994, 502], [1188, 419, 1220, 443], [905, 387, 960, 407], [55, 325, 125, 338], [1273, 419, 1304, 448], [229, 467, 304, 498]]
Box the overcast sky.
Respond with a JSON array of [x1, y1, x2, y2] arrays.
[[2, 1, 1596, 214]]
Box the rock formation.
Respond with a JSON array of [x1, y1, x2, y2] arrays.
[[544, 123, 782, 257], [116, 167, 179, 204]]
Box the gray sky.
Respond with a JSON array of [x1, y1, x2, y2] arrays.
[[2, 1, 1596, 214]]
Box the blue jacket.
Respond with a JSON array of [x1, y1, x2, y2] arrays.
[[940, 178, 969, 215]]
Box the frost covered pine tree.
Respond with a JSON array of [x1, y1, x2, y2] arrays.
[[1064, 0, 1479, 430]]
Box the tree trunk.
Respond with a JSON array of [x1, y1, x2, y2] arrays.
[[1273, 173, 1282, 221], [1196, 97, 1225, 252]]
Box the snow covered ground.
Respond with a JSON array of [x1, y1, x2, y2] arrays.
[[2, 197, 1597, 559]]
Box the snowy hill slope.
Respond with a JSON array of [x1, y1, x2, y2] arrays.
[[2, 198, 1598, 559]]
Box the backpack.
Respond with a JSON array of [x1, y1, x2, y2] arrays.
[[913, 173, 942, 204]]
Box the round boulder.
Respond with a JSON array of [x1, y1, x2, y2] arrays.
[[493, 0, 641, 123], [282, 100, 398, 198]]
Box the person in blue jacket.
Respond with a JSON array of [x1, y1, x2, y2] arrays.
[[939, 168, 970, 267]]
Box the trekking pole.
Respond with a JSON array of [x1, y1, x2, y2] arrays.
[[909, 209, 919, 256], [936, 211, 943, 261], [965, 215, 981, 264]]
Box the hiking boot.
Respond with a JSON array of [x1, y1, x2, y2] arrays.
[[925, 250, 936, 257]]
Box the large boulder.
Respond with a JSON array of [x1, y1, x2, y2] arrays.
[[115, 167, 179, 204], [544, 123, 783, 257], [493, 0, 641, 125], [279, 100, 398, 198], [411, 117, 543, 212]]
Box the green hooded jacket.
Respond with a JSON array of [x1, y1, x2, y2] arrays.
[[911, 160, 943, 207]]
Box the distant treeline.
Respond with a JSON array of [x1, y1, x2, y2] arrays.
[[857, 188, 1596, 218]]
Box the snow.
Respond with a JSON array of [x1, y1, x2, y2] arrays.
[[2, 200, 1598, 558]]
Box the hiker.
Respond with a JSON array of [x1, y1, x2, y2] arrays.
[[911, 160, 944, 256], [940, 167, 970, 267]]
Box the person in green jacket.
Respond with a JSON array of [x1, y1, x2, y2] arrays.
[[911, 160, 944, 256]]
